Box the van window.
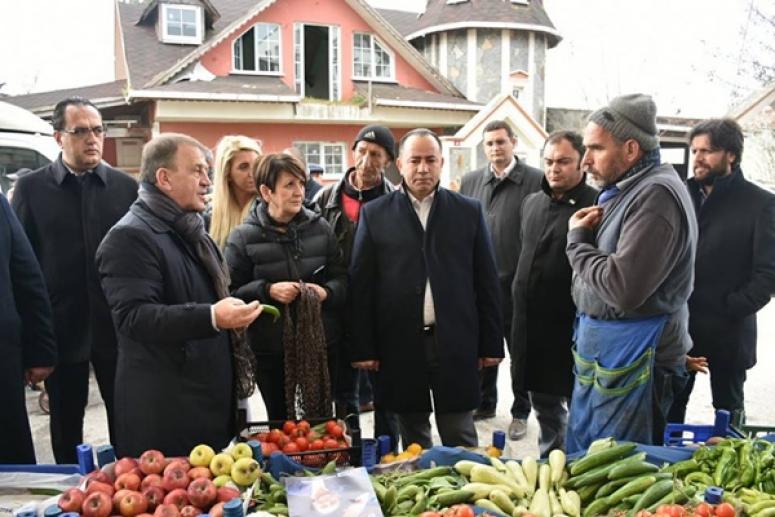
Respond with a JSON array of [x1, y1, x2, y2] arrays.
[[0, 146, 52, 192]]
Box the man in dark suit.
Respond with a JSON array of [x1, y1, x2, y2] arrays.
[[459, 120, 542, 440], [0, 193, 57, 464], [349, 128, 503, 448], [11, 97, 138, 463], [669, 118, 775, 426], [96, 133, 262, 456]]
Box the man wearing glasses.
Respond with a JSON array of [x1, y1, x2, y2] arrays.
[[12, 97, 138, 463]]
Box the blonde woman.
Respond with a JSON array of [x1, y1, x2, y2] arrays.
[[208, 135, 262, 248]]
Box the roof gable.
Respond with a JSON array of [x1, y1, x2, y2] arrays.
[[137, 0, 221, 28], [117, 0, 462, 97]]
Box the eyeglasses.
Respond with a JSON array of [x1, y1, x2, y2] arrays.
[[60, 125, 106, 138]]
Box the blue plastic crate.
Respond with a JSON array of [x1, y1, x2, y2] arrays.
[[664, 410, 744, 446]]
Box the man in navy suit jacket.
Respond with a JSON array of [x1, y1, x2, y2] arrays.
[[0, 193, 56, 463], [349, 129, 503, 448]]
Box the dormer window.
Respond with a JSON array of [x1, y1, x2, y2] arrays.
[[161, 4, 203, 45], [353, 33, 394, 81], [233, 23, 282, 74]]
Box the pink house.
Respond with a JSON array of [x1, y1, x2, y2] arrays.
[[7, 0, 480, 181]]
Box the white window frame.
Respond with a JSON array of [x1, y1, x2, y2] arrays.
[[352, 32, 395, 82], [293, 24, 341, 101], [232, 22, 283, 76], [160, 4, 203, 45], [293, 141, 347, 178]]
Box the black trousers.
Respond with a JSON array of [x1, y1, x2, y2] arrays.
[[45, 353, 116, 464], [668, 362, 746, 426], [479, 324, 532, 419]]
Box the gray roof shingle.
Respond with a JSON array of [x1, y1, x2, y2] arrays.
[[400, 0, 560, 47], [3, 80, 127, 114]]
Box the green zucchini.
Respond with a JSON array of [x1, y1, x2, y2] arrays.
[[606, 476, 657, 506], [631, 479, 675, 515], [608, 461, 660, 480], [570, 443, 638, 476]]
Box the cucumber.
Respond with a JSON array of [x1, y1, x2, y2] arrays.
[[582, 497, 611, 517], [431, 489, 475, 507], [606, 476, 657, 506], [645, 485, 696, 513], [608, 461, 660, 480], [596, 476, 637, 499], [567, 453, 647, 489], [570, 443, 638, 476], [476, 498, 511, 516], [577, 482, 604, 504], [631, 479, 677, 515]]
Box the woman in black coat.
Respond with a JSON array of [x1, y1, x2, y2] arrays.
[[225, 154, 346, 420]]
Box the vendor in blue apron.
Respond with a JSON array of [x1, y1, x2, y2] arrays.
[[564, 94, 698, 453]]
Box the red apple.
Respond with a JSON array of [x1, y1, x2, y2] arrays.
[[163, 488, 189, 511], [179, 506, 202, 517], [165, 459, 191, 473], [87, 469, 114, 485], [139, 450, 166, 476], [113, 489, 133, 510], [115, 473, 142, 492], [187, 467, 211, 481], [114, 458, 140, 478], [118, 491, 149, 517], [87, 481, 116, 497], [82, 491, 113, 517], [186, 478, 216, 509], [153, 504, 180, 517], [141, 474, 163, 490], [216, 487, 240, 504], [162, 464, 190, 491], [209, 502, 224, 517], [142, 486, 165, 512], [59, 487, 86, 513]]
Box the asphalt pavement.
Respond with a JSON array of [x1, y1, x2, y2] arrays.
[[25, 302, 775, 464]]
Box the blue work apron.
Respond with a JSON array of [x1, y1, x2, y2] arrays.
[[565, 313, 668, 454]]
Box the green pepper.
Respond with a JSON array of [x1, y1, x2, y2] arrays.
[[739, 442, 756, 487], [261, 303, 281, 322], [714, 447, 736, 487]]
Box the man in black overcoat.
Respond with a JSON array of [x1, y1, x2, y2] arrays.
[[11, 97, 138, 463], [0, 193, 56, 464], [96, 133, 263, 457], [511, 131, 597, 457], [349, 129, 503, 448], [669, 119, 775, 426]]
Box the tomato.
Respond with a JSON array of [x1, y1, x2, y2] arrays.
[[656, 504, 686, 517], [635, 511, 653, 517], [297, 420, 311, 433], [418, 512, 442, 517], [323, 438, 339, 450], [282, 442, 299, 454], [325, 420, 338, 434], [309, 439, 325, 451], [715, 503, 735, 517], [295, 437, 309, 451], [256, 432, 269, 442], [277, 435, 291, 448], [261, 442, 278, 456], [441, 505, 475, 517], [282, 420, 297, 435], [268, 429, 284, 444], [329, 424, 344, 438], [694, 503, 713, 517]]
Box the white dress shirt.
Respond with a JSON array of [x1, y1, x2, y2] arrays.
[[405, 188, 436, 326]]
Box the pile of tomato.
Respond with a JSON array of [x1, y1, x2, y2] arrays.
[[247, 419, 349, 465], [635, 502, 736, 517]]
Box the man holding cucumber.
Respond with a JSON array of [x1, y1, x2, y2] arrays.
[[565, 94, 697, 452]]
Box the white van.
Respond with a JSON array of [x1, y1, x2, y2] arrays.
[[0, 101, 60, 194]]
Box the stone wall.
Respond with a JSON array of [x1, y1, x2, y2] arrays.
[[476, 29, 502, 103], [447, 29, 468, 95]]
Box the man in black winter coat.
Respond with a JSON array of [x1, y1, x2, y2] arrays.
[[0, 193, 56, 464], [669, 119, 775, 426], [12, 97, 138, 463], [511, 131, 597, 457], [459, 120, 542, 440], [97, 133, 262, 457]]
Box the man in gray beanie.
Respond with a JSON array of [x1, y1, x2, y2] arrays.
[[563, 93, 698, 452]]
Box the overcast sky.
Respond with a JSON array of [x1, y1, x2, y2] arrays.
[[0, 0, 764, 117]]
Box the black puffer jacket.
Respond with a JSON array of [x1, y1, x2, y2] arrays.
[[225, 202, 347, 356]]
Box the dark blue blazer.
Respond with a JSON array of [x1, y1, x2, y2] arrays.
[[0, 193, 56, 463], [349, 187, 503, 413]]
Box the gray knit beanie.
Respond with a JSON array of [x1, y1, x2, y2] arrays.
[[588, 93, 659, 151]]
